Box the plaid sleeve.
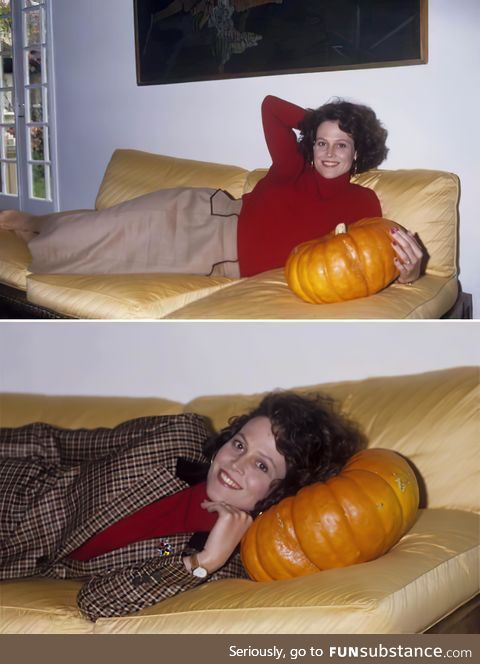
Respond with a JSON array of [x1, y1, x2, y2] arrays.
[[77, 550, 248, 621], [77, 553, 202, 621], [210, 550, 248, 582], [0, 414, 209, 466]]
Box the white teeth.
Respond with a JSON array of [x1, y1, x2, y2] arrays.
[[220, 470, 241, 489]]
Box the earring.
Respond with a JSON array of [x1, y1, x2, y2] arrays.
[[352, 159, 358, 175]]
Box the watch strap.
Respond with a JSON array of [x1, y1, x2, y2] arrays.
[[190, 551, 208, 577]]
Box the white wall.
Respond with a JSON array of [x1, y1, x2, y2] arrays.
[[50, 0, 480, 311], [1, 321, 478, 402]]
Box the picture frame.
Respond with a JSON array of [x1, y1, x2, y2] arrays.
[[134, 0, 428, 86]]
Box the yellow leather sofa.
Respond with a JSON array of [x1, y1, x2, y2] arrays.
[[1, 366, 478, 634], [0, 150, 471, 319]]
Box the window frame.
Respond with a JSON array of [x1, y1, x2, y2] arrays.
[[0, 0, 58, 214]]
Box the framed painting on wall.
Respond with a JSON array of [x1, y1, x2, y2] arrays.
[[134, 0, 428, 86]]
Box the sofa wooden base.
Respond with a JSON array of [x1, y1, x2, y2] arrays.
[[425, 594, 480, 634], [440, 289, 473, 319], [0, 283, 73, 319]]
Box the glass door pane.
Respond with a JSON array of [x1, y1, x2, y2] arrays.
[[22, 0, 51, 203]]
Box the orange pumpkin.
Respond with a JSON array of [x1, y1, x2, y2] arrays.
[[240, 448, 419, 582], [285, 217, 400, 304]]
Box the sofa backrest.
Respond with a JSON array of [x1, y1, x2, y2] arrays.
[[95, 149, 249, 209], [355, 169, 459, 278], [185, 367, 478, 514], [1, 367, 477, 514]]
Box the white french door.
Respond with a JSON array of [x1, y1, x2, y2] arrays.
[[0, 0, 57, 213]]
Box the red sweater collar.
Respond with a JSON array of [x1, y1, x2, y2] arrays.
[[312, 169, 352, 199]]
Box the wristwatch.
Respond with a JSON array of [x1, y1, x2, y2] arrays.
[[190, 552, 208, 578]]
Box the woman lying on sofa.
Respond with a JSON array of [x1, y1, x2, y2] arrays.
[[0, 96, 422, 283], [0, 392, 363, 621]]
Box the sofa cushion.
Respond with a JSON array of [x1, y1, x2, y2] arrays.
[[95, 150, 249, 210], [0, 509, 477, 633], [25, 273, 236, 319], [0, 230, 31, 290], [164, 269, 459, 320], [244, 169, 459, 279]]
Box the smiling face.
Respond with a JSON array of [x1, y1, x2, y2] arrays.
[[313, 120, 356, 179], [206, 416, 287, 512]]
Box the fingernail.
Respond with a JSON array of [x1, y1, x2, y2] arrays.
[[390, 227, 397, 234]]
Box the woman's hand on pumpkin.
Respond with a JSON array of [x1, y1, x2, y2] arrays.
[[390, 227, 423, 283], [186, 501, 253, 574]]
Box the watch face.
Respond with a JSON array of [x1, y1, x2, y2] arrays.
[[193, 566, 208, 579]]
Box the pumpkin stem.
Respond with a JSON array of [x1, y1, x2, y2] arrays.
[[335, 223, 347, 235]]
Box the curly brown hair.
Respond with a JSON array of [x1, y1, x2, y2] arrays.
[[203, 391, 366, 516], [298, 99, 388, 174]]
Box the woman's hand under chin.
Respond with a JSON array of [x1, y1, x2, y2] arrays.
[[183, 500, 253, 576], [390, 227, 424, 284]]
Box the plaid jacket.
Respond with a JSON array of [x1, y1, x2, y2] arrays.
[[0, 413, 247, 621]]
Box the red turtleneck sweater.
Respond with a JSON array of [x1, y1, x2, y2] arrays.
[[237, 95, 382, 277]]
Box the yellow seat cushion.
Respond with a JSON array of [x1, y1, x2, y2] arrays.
[[26, 273, 235, 319], [165, 270, 458, 319], [95, 150, 249, 210]]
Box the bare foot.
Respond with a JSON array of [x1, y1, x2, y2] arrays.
[[0, 210, 40, 242]]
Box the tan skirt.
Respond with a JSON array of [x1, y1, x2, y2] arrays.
[[28, 188, 242, 278]]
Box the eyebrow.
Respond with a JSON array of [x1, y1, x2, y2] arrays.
[[315, 136, 353, 142]]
